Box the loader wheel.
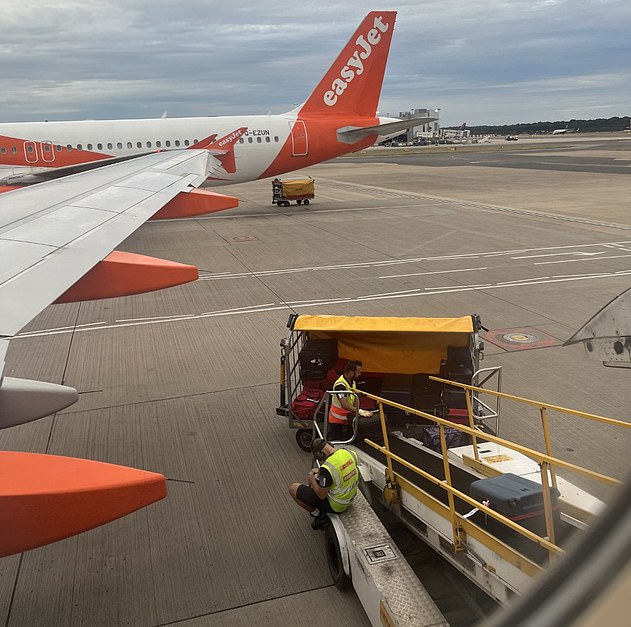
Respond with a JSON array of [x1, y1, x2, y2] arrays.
[[325, 525, 350, 590], [296, 429, 313, 452], [297, 199, 302, 205], [303, 199, 310, 205]]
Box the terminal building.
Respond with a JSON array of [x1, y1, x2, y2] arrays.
[[382, 108, 471, 145], [382, 108, 440, 145]]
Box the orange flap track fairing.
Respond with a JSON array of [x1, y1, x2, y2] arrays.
[[55, 251, 198, 303], [0, 451, 166, 557], [150, 188, 239, 219]]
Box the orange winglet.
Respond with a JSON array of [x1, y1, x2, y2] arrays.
[[55, 251, 198, 303], [0, 451, 166, 557], [150, 188, 239, 219]]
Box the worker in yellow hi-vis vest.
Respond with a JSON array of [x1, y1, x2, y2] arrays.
[[289, 438, 360, 530], [327, 360, 373, 441]]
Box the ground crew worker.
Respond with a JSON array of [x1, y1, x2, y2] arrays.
[[288, 438, 360, 529], [327, 360, 372, 440]]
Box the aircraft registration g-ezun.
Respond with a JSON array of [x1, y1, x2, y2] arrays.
[[0, 11, 425, 558]]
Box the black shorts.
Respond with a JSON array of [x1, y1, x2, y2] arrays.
[[296, 484, 334, 514]]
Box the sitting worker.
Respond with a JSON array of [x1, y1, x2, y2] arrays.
[[327, 360, 373, 441], [288, 438, 360, 529]]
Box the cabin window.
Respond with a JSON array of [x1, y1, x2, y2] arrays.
[[193, 138, 198, 143], [0, 148, 6, 154], [184, 139, 190, 146], [107, 143, 113, 149], [166, 140, 171, 147], [239, 138, 244, 144], [11, 147, 17, 153], [77, 144, 82, 150], [97, 143, 103, 150], [87, 144, 93, 150], [274, 136, 279, 142], [175, 140, 181, 147], [136, 142, 141, 148], [26, 145, 34, 153], [56, 145, 62, 151], [156, 141, 161, 147], [266, 136, 271, 143], [66, 145, 73, 151], [43, 144, 51, 152], [117, 142, 123, 149], [147, 141, 152, 148], [248, 137, 253, 143], [127, 142, 132, 149]]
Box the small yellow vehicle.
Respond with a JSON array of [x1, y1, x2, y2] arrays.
[[272, 177, 314, 207]]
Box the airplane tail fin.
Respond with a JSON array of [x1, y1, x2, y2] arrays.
[[299, 11, 397, 118]]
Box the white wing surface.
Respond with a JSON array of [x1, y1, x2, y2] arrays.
[[0, 149, 215, 427]]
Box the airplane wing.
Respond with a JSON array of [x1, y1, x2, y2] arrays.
[[0, 147, 243, 556], [0, 148, 218, 428], [1, 151, 158, 185]]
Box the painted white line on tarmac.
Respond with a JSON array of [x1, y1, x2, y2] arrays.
[[535, 254, 631, 265], [380, 267, 486, 279], [15, 269, 631, 341]]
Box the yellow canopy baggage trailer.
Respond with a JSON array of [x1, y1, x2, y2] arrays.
[[276, 313, 500, 451], [272, 177, 315, 207]]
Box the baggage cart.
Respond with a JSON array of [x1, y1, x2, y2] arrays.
[[272, 177, 314, 207]]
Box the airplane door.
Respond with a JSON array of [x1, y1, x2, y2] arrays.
[[24, 141, 38, 163], [41, 141, 55, 163], [289, 120, 308, 157]]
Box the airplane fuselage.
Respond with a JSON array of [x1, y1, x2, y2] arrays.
[[0, 113, 388, 186]]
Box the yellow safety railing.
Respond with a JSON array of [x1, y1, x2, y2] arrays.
[[357, 383, 626, 563]]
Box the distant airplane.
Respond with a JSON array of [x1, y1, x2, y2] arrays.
[[0, 11, 432, 211], [552, 127, 578, 135], [0, 11, 433, 558]]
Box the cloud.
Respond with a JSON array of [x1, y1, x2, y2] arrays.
[[1, 0, 630, 124]]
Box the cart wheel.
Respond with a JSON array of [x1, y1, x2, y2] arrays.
[[303, 199, 310, 206], [284, 201, 291, 207], [297, 199, 302, 205], [325, 525, 350, 590], [295, 429, 313, 452]]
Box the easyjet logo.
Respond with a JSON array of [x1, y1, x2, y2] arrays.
[[218, 128, 246, 147], [323, 15, 390, 107]]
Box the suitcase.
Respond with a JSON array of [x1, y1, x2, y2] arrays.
[[411, 374, 443, 411], [291, 387, 324, 420], [470, 473, 560, 522], [469, 473, 561, 562], [443, 388, 468, 409], [299, 339, 338, 378], [421, 426, 470, 451], [441, 345, 474, 381], [381, 374, 413, 417]]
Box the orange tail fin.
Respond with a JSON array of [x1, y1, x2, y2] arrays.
[[299, 11, 396, 118]]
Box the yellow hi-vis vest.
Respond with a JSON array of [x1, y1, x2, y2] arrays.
[[328, 374, 357, 424], [322, 448, 359, 513]]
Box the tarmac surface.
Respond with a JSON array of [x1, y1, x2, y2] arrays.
[[1, 134, 630, 626]]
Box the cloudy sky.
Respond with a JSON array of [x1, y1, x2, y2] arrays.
[[3, 0, 630, 125]]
